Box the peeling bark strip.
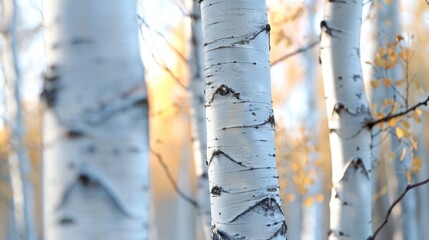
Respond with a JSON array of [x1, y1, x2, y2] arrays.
[[200, 0, 286, 239], [43, 0, 150, 239], [320, 0, 372, 239]]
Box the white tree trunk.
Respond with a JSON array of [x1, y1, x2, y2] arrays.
[[301, 1, 325, 239], [320, 0, 372, 239], [1, 1, 37, 239], [43, 1, 150, 239], [176, 147, 196, 240], [188, 1, 211, 238], [200, 1, 287, 238]]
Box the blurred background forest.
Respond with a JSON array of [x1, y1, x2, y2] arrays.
[[1, 0, 429, 239]]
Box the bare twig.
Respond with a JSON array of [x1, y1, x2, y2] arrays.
[[270, 41, 318, 67], [150, 148, 199, 208], [137, 15, 188, 64], [370, 177, 429, 239], [151, 54, 188, 90], [366, 95, 429, 129]]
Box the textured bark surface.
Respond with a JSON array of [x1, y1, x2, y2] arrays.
[[320, 0, 372, 239], [43, 1, 149, 239], [200, 1, 287, 239], [188, 1, 211, 238]]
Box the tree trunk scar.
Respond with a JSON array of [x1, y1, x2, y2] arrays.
[[221, 115, 275, 130], [207, 149, 249, 168], [55, 172, 140, 219], [207, 84, 241, 105], [228, 197, 283, 223], [320, 20, 342, 38]]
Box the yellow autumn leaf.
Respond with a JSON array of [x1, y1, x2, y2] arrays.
[[411, 157, 423, 173], [396, 127, 405, 138], [399, 49, 411, 60], [405, 170, 412, 183], [370, 80, 380, 88], [402, 120, 411, 129], [304, 197, 314, 207], [400, 148, 406, 161], [382, 78, 392, 87], [392, 102, 401, 114], [378, 47, 387, 56], [396, 34, 405, 42], [388, 118, 399, 127], [285, 194, 295, 203], [372, 186, 388, 201], [373, 112, 385, 119], [415, 108, 423, 116], [370, 103, 378, 112], [314, 194, 324, 202], [395, 79, 405, 86], [410, 137, 418, 150], [382, 98, 394, 108], [302, 175, 313, 186], [386, 151, 396, 159], [413, 114, 421, 123]]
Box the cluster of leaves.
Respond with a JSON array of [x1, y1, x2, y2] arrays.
[[276, 123, 325, 207], [368, 35, 425, 183]]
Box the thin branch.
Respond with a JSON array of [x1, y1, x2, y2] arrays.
[[366, 95, 429, 129], [137, 15, 188, 64], [370, 177, 429, 239], [151, 54, 188, 90], [270, 41, 319, 67], [149, 148, 199, 208]]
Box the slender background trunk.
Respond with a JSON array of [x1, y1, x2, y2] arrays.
[[188, 1, 211, 238], [1, 1, 37, 239]]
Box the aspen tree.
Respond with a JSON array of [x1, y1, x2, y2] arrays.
[[43, 0, 150, 239], [188, 0, 211, 238], [320, 0, 372, 238], [200, 0, 287, 238], [1, 1, 37, 239]]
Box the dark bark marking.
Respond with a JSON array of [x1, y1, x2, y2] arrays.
[[228, 197, 283, 223], [353, 74, 361, 81], [267, 221, 287, 239], [320, 20, 342, 38], [207, 149, 249, 168], [211, 185, 229, 196], [59, 217, 75, 225], [207, 84, 241, 105], [65, 130, 85, 139], [212, 225, 231, 240], [221, 115, 275, 130], [41, 72, 59, 108], [235, 24, 270, 46], [70, 38, 92, 45], [333, 103, 348, 115], [56, 172, 139, 219]]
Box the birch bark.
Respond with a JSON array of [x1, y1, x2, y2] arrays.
[[200, 1, 287, 238], [1, 1, 37, 239], [188, 1, 211, 238], [301, 1, 325, 239], [43, 0, 150, 239], [320, 0, 372, 239]]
